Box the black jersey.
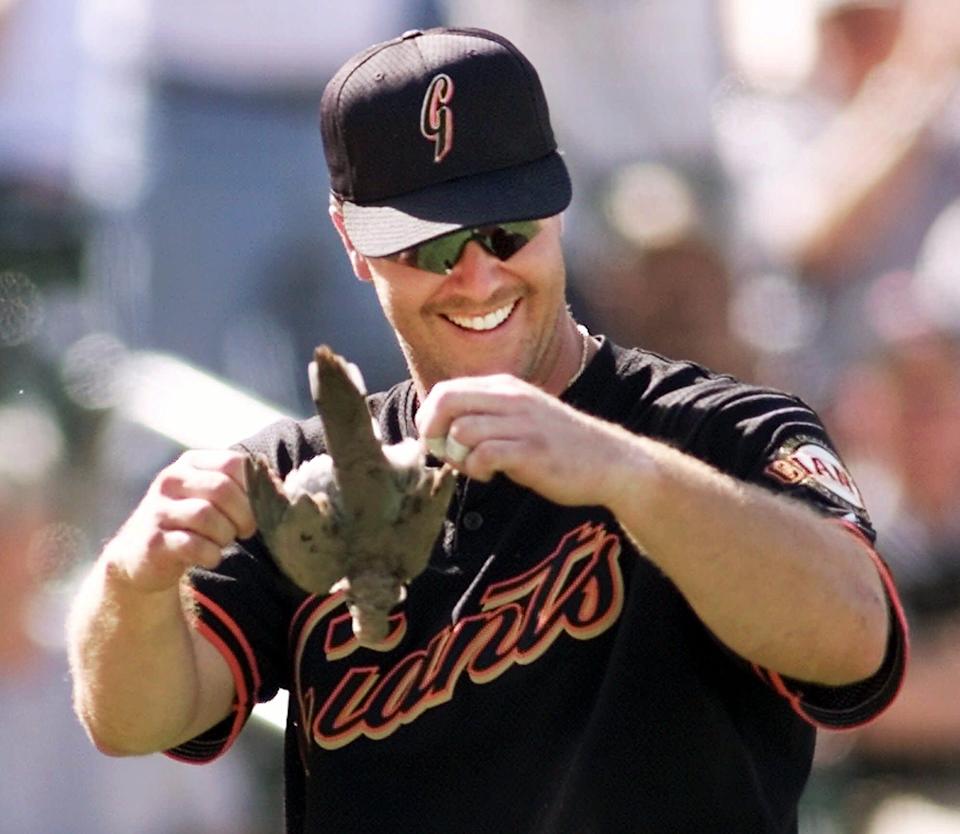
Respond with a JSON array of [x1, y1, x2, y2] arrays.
[[170, 338, 906, 834]]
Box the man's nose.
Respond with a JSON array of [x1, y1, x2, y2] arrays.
[[444, 239, 502, 295]]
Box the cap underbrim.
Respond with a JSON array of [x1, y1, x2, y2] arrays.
[[341, 151, 572, 257]]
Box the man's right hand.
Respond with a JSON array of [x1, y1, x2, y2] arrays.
[[104, 449, 257, 593], [68, 449, 255, 755]]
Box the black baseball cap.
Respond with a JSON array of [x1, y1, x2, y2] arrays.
[[320, 27, 572, 258]]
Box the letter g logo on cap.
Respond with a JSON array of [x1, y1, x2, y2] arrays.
[[421, 73, 455, 163]]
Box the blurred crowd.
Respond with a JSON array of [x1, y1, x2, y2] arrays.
[[2, 0, 959, 831]]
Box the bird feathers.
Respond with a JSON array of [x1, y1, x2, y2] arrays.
[[245, 345, 454, 648]]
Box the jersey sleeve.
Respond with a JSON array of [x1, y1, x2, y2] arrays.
[[676, 383, 908, 730], [165, 538, 299, 764], [166, 417, 322, 764], [750, 521, 908, 730]]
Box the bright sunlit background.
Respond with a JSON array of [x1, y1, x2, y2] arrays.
[[3, 0, 959, 832]]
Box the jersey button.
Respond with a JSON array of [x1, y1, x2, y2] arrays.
[[462, 511, 483, 531]]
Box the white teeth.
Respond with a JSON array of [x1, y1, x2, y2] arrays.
[[447, 300, 516, 331]]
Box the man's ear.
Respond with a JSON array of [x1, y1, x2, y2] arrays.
[[329, 203, 373, 282]]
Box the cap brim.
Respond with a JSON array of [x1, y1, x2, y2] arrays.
[[341, 152, 572, 257]]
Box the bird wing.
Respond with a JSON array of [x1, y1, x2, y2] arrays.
[[246, 453, 347, 594]]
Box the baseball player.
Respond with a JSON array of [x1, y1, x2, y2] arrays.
[[68, 28, 907, 833]]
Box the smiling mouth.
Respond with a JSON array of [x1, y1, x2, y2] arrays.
[[444, 300, 518, 332]]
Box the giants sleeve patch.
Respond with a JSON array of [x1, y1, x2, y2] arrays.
[[764, 436, 866, 512]]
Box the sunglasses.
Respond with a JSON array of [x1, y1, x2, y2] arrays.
[[383, 220, 542, 275]]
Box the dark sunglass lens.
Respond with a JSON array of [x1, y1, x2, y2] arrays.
[[417, 229, 473, 274], [484, 221, 541, 260], [487, 227, 527, 260], [388, 221, 541, 274]]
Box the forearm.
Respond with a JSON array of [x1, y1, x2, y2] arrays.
[[415, 374, 890, 684], [600, 429, 889, 685], [67, 553, 210, 756], [66, 450, 254, 756]]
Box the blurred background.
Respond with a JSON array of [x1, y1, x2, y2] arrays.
[[1, 0, 958, 831]]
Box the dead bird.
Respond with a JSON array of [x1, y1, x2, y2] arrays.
[[246, 345, 454, 648]]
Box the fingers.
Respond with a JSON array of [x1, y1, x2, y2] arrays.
[[156, 496, 244, 549], [176, 449, 250, 492], [415, 376, 609, 505], [417, 374, 533, 463], [421, 388, 548, 483], [105, 449, 258, 593], [155, 452, 257, 540]]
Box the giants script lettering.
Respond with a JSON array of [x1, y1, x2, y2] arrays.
[[292, 521, 625, 752]]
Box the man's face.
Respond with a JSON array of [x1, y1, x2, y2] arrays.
[[359, 215, 569, 397]]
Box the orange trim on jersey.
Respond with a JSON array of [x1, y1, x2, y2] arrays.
[[165, 619, 248, 763], [839, 518, 910, 718], [164, 588, 265, 762], [764, 518, 909, 730], [194, 588, 263, 696], [765, 667, 806, 715], [289, 593, 320, 646], [839, 519, 910, 671]]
